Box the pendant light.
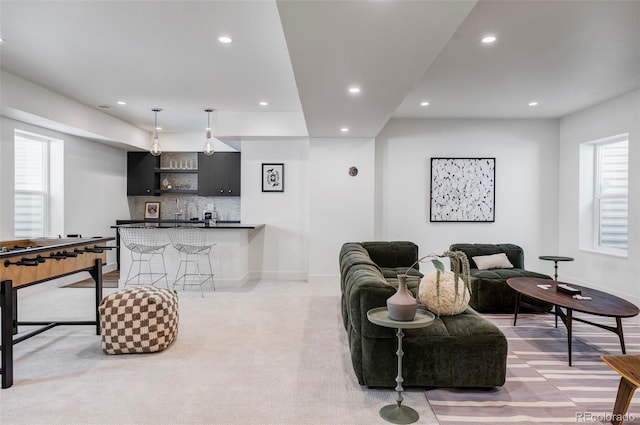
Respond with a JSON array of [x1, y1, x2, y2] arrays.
[[150, 108, 162, 156], [203, 108, 215, 156]]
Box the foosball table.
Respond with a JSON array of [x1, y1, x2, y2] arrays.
[[0, 236, 114, 388]]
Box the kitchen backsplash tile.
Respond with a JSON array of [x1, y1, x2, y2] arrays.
[[129, 195, 240, 221]]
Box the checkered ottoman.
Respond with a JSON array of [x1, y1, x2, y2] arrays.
[[99, 286, 179, 354]]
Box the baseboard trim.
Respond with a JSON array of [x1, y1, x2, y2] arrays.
[[307, 274, 339, 285], [248, 271, 308, 282]]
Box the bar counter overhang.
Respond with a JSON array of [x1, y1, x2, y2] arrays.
[[113, 221, 265, 287]]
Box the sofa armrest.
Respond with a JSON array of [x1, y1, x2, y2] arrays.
[[347, 278, 394, 336], [349, 275, 422, 338]]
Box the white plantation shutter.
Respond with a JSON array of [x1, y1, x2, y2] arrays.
[[14, 132, 49, 238], [595, 139, 628, 250]]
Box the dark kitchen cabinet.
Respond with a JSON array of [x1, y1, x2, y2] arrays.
[[198, 152, 241, 196], [127, 152, 159, 196]]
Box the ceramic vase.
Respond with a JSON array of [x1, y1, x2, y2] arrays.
[[387, 274, 418, 321]]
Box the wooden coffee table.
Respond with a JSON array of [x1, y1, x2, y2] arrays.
[[507, 277, 639, 366]]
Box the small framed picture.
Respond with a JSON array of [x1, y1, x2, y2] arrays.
[[262, 163, 284, 192], [144, 201, 160, 220]]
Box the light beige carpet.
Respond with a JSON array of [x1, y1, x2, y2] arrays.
[[0, 280, 439, 425]]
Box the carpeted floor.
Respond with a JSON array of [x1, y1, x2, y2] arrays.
[[0, 280, 439, 425], [5, 281, 639, 425], [427, 313, 640, 424]]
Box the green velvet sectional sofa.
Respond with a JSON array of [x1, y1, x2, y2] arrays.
[[340, 241, 507, 388], [449, 243, 552, 313]]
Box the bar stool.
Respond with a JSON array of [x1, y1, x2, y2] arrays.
[[118, 227, 169, 288], [167, 228, 215, 297]]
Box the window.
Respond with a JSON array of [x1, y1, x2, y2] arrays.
[[14, 131, 49, 238], [579, 134, 629, 256], [594, 138, 628, 251]]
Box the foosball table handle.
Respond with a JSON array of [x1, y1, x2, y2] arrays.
[[83, 246, 114, 253], [4, 257, 40, 267]]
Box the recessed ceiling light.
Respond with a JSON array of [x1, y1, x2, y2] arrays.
[[420, 101, 430, 107], [117, 101, 127, 105], [0, 37, 5, 42], [528, 101, 539, 107], [481, 35, 497, 44], [348, 86, 361, 94], [341, 127, 349, 133], [218, 36, 233, 44], [259, 101, 269, 106], [155, 127, 162, 131]]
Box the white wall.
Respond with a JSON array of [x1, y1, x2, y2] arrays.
[[241, 138, 309, 281], [558, 90, 640, 304], [7, 69, 636, 300], [63, 132, 130, 243], [375, 118, 560, 274], [308, 138, 376, 282], [1, 71, 149, 149], [0, 116, 129, 270]]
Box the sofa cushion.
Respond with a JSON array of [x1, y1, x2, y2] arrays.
[[359, 307, 507, 387], [450, 243, 524, 269], [469, 268, 552, 312], [339, 243, 382, 295], [339, 242, 370, 264], [473, 253, 514, 270], [340, 249, 382, 276], [362, 241, 419, 270], [472, 268, 549, 280], [346, 268, 394, 335]]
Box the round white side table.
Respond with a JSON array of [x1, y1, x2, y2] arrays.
[[367, 307, 436, 424]]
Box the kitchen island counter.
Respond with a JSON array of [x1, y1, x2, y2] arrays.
[[114, 220, 263, 230]]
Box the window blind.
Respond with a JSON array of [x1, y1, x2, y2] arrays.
[[596, 140, 628, 250], [14, 133, 48, 238]]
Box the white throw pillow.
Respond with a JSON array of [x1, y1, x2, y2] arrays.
[[472, 253, 514, 270]]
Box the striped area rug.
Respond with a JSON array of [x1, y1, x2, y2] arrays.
[[426, 313, 640, 424]]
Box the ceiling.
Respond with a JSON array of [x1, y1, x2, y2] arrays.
[[1, 0, 638, 143]]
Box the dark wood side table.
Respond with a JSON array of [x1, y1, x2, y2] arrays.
[[601, 354, 640, 425], [367, 307, 435, 424], [539, 255, 574, 280]]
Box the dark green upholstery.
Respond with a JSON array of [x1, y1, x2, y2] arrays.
[[340, 241, 507, 388], [361, 241, 419, 270], [449, 243, 552, 313]]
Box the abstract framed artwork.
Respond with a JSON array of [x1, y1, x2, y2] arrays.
[[430, 157, 495, 222], [262, 163, 284, 192]]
